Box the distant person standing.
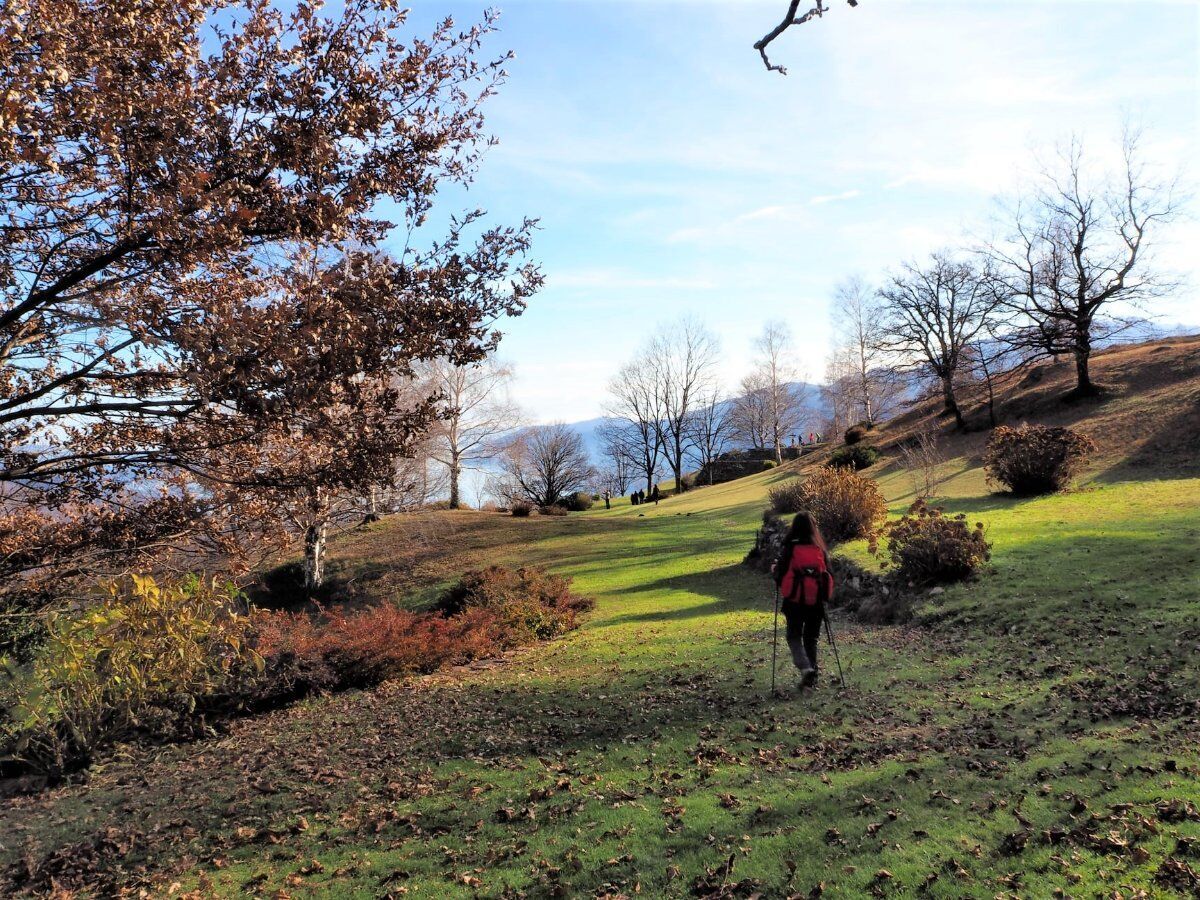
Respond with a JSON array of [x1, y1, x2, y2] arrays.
[[630, 490, 639, 506], [651, 485, 660, 505], [603, 490, 611, 510]]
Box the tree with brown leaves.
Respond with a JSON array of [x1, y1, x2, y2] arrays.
[[0, 0, 540, 612]]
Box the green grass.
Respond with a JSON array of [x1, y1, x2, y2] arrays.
[[2, 460, 1199, 898]]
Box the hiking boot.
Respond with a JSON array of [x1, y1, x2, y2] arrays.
[[801, 669, 819, 689]]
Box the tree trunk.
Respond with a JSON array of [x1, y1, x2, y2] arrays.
[[303, 521, 327, 594], [1072, 345, 1096, 397], [363, 485, 380, 523], [448, 453, 461, 509], [941, 375, 964, 430]]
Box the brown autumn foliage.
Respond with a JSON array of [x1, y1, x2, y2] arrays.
[[984, 424, 1097, 495], [770, 467, 887, 544], [881, 500, 991, 585], [256, 566, 591, 695], [0, 0, 541, 620]]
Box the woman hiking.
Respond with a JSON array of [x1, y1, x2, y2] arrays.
[[771, 511, 834, 689]]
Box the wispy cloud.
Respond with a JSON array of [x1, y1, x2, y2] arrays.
[[810, 189, 862, 206], [666, 204, 812, 245]]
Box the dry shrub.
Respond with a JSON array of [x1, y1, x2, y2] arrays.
[[767, 479, 807, 515], [791, 467, 886, 545], [882, 500, 990, 585], [562, 492, 594, 512], [438, 565, 590, 618], [538, 504, 568, 517], [985, 424, 1096, 495], [255, 605, 499, 692], [844, 425, 868, 445], [255, 566, 592, 698], [510, 501, 533, 517], [828, 444, 880, 471]]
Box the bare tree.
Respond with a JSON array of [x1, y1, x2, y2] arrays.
[[425, 357, 521, 509], [686, 391, 734, 485], [604, 359, 665, 494], [650, 320, 721, 492], [828, 277, 904, 427], [899, 425, 949, 501], [730, 371, 774, 449], [598, 419, 637, 496], [498, 423, 595, 508], [755, 0, 861, 74], [985, 132, 1180, 398], [876, 251, 1001, 430], [748, 321, 807, 462]]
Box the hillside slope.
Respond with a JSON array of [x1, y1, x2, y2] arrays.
[[2, 338, 1199, 898]]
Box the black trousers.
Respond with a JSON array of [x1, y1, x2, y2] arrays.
[[782, 602, 823, 672]]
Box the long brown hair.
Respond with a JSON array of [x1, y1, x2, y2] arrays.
[[786, 510, 828, 553]]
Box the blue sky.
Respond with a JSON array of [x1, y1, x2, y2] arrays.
[[398, 0, 1200, 422]]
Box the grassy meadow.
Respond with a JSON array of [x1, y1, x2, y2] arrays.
[[3, 427, 1198, 897]]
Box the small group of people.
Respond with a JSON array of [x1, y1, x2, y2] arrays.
[[629, 485, 660, 506], [771, 510, 834, 689], [798, 432, 824, 446]]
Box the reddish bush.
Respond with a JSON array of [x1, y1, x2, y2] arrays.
[[984, 424, 1096, 495], [881, 500, 991, 585], [511, 501, 533, 517], [538, 504, 568, 517], [253, 566, 592, 698]]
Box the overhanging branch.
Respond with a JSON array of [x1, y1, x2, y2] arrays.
[[754, 0, 859, 74]]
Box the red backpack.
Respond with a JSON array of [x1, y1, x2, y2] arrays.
[[779, 543, 833, 607]]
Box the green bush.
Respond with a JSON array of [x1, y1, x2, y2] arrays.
[[844, 425, 868, 445], [882, 500, 991, 585], [770, 467, 887, 545], [562, 491, 594, 512], [984, 424, 1096, 495], [829, 444, 880, 471], [762, 460, 778, 470], [510, 501, 533, 517], [1, 575, 260, 776]]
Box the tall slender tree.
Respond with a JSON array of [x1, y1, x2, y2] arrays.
[[686, 391, 734, 485], [604, 359, 665, 494], [749, 321, 806, 462], [649, 320, 720, 492], [425, 358, 521, 510], [827, 277, 902, 427]]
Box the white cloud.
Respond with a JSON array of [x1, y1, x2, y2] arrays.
[[810, 189, 861, 205], [666, 204, 813, 245]]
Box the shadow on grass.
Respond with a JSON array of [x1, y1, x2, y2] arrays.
[[599, 564, 766, 626]]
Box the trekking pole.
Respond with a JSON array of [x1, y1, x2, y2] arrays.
[[770, 586, 780, 696], [822, 608, 847, 688]]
